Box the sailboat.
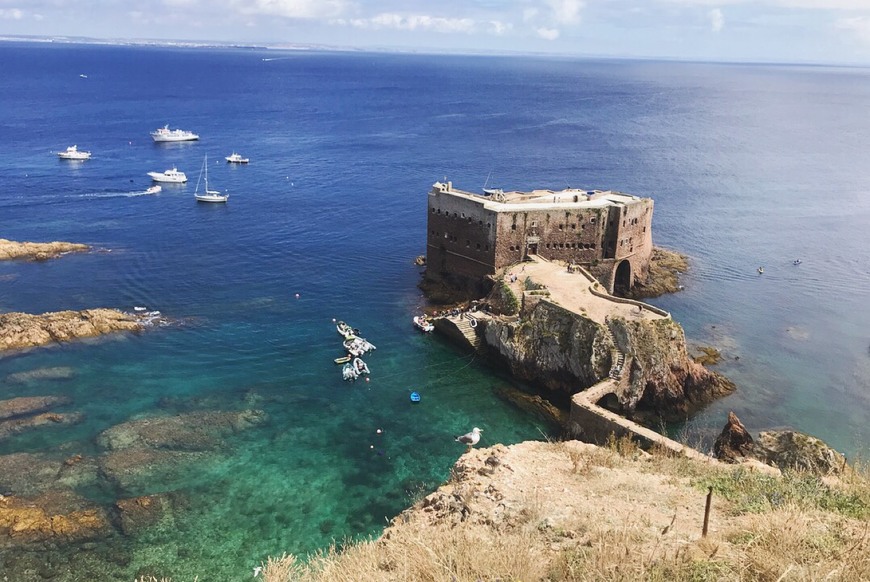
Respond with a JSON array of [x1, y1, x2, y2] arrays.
[[482, 170, 503, 196], [194, 154, 229, 203]]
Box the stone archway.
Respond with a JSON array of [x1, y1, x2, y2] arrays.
[[613, 259, 632, 296]]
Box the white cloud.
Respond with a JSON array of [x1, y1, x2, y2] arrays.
[[233, 0, 348, 20], [523, 8, 540, 22], [836, 16, 870, 43], [709, 8, 724, 32], [344, 13, 476, 34], [0, 8, 23, 20], [659, 0, 870, 8], [488, 20, 512, 35], [536, 26, 560, 40], [547, 0, 584, 25]]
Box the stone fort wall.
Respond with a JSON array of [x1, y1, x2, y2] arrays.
[[426, 183, 654, 295]]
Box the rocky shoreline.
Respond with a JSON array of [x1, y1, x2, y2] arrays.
[[0, 239, 90, 262], [0, 309, 164, 354]]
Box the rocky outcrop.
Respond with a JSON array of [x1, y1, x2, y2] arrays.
[[624, 247, 688, 299], [712, 412, 847, 476], [713, 411, 756, 463], [0, 412, 84, 441], [755, 430, 847, 475], [0, 309, 147, 353], [0, 239, 90, 262], [483, 300, 733, 420]]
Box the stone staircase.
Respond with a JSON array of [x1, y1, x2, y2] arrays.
[[603, 321, 626, 380], [453, 313, 483, 352]]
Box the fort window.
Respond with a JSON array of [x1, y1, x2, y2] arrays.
[[590, 218, 596, 224], [559, 224, 563, 231], [478, 220, 483, 225], [511, 224, 517, 231], [487, 223, 491, 229], [476, 243, 481, 250], [461, 213, 465, 218], [531, 221, 537, 227], [431, 207, 436, 213], [466, 240, 470, 247], [485, 245, 489, 251], [443, 232, 448, 239]]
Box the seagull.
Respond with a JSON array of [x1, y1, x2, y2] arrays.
[[455, 427, 482, 449]]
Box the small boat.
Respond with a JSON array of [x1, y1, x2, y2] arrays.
[[413, 315, 434, 333], [148, 167, 187, 183], [342, 363, 359, 381], [793, 259, 802, 265], [352, 357, 370, 376], [225, 152, 250, 164], [57, 145, 91, 160], [194, 154, 229, 203], [757, 267, 764, 274], [343, 337, 377, 356], [336, 321, 358, 340], [334, 355, 352, 365], [410, 391, 421, 403], [144, 185, 162, 195], [150, 125, 199, 142]]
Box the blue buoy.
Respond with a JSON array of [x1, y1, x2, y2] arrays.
[[410, 391, 421, 402]]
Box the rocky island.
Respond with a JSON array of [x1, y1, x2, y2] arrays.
[[0, 238, 90, 261]]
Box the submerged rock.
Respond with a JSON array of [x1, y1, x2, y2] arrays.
[[4, 366, 77, 384], [0, 309, 146, 353], [114, 494, 176, 536], [0, 452, 100, 496], [97, 410, 268, 451], [99, 448, 212, 494], [0, 238, 90, 262], [0, 395, 71, 421], [0, 412, 84, 442], [0, 490, 113, 547]]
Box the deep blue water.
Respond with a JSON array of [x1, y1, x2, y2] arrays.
[[1, 43, 869, 579]]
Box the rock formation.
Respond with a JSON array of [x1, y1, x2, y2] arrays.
[[0, 238, 89, 262], [624, 247, 688, 299], [713, 411, 756, 463], [712, 412, 847, 475], [482, 300, 733, 420], [0, 395, 83, 442], [0, 309, 149, 353], [0, 490, 113, 547], [4, 366, 76, 384]]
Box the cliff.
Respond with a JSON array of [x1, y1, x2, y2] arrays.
[[0, 239, 89, 262], [482, 299, 734, 421]]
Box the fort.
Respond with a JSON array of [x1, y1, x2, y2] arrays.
[[425, 181, 654, 296]]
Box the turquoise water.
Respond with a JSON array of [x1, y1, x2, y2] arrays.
[[1, 44, 869, 579]]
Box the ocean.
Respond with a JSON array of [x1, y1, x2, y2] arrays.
[[0, 43, 868, 579]]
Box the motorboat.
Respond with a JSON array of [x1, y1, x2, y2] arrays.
[[413, 315, 434, 333], [334, 355, 352, 365], [148, 167, 187, 183], [144, 185, 162, 195], [336, 321, 359, 340], [757, 267, 764, 274], [151, 125, 199, 142], [225, 152, 249, 164], [344, 337, 376, 357], [352, 357, 370, 376], [342, 363, 359, 381], [193, 155, 229, 203], [57, 145, 91, 160]]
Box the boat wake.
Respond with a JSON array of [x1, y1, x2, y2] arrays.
[[77, 190, 159, 199]]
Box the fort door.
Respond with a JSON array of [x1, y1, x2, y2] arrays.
[[527, 242, 538, 255]]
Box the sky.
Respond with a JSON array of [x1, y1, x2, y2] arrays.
[[4, 0, 870, 64]]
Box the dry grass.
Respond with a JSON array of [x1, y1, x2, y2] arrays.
[[143, 441, 870, 582]]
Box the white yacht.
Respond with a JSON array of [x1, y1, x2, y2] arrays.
[[150, 125, 199, 142], [147, 167, 188, 183], [57, 145, 91, 160], [225, 152, 249, 164]]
